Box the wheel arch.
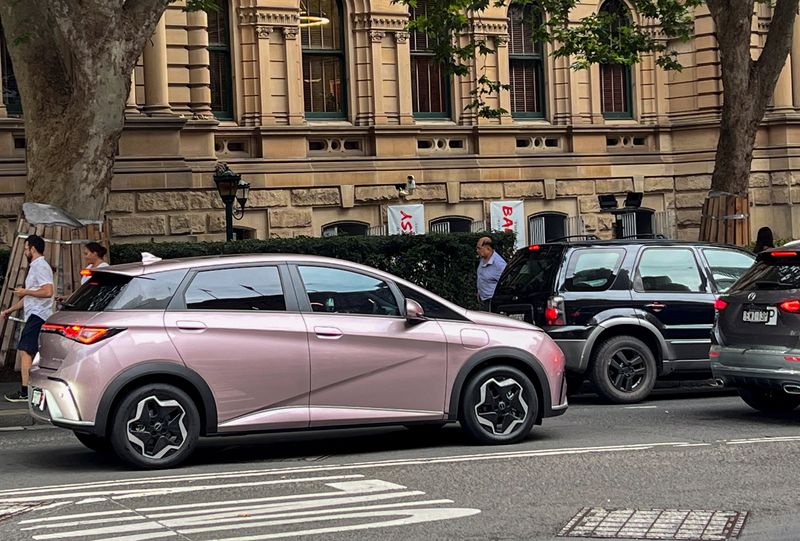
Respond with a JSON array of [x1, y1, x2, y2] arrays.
[[587, 321, 668, 374], [448, 347, 551, 424], [94, 362, 217, 438]]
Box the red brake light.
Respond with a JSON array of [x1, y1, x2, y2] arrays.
[[714, 298, 728, 311], [529, 245, 541, 251], [42, 324, 117, 344], [545, 307, 559, 322], [771, 251, 797, 257], [779, 300, 800, 313]]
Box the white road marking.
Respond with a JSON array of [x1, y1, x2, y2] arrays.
[[623, 405, 658, 409], [20, 509, 135, 524]]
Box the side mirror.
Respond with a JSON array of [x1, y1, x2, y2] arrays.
[[405, 299, 426, 322]]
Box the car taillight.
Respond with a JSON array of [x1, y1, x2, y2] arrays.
[[79, 269, 92, 278], [545, 296, 565, 326], [779, 300, 800, 313], [771, 251, 798, 257], [714, 298, 728, 311], [41, 324, 121, 345]]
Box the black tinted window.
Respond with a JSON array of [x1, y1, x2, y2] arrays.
[[702, 249, 754, 293], [564, 249, 624, 291], [184, 267, 286, 310], [730, 258, 800, 292], [398, 284, 466, 320], [495, 246, 564, 296], [636, 248, 704, 293], [299, 266, 400, 316], [66, 270, 186, 311]]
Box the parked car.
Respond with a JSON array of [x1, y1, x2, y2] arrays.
[[28, 254, 567, 469], [491, 238, 755, 403], [711, 247, 800, 413]]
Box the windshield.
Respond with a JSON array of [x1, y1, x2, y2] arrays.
[[729, 258, 800, 292], [495, 246, 564, 296]]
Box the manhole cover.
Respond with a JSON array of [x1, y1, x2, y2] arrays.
[[558, 507, 748, 540]]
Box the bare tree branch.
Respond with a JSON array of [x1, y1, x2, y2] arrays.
[[755, 0, 800, 96]]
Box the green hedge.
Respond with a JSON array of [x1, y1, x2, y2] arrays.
[[111, 232, 516, 310]]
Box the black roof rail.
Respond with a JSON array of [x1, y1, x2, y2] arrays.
[[618, 234, 668, 240], [548, 235, 600, 242]]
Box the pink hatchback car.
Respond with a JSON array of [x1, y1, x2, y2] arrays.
[[28, 254, 567, 469]]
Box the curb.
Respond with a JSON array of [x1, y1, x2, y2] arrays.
[[0, 408, 33, 429]]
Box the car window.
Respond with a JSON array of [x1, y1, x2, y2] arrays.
[[702, 249, 755, 293], [184, 266, 286, 311], [495, 245, 564, 296], [730, 258, 800, 292], [397, 283, 466, 320], [564, 249, 624, 291], [298, 266, 400, 317], [636, 248, 704, 293], [66, 270, 187, 311]]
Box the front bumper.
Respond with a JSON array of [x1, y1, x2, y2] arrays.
[[28, 366, 94, 432], [711, 346, 800, 389]]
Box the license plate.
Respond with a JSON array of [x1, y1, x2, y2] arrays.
[[507, 313, 526, 321], [743, 307, 778, 325], [30, 388, 45, 410]]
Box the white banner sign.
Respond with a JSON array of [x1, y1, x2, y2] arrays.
[[490, 200, 525, 249], [388, 204, 425, 235]]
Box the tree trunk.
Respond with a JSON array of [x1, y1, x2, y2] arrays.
[[0, 0, 171, 221], [701, 0, 800, 241]]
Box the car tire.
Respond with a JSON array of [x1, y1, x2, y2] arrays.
[[738, 387, 800, 414], [73, 432, 112, 453], [110, 383, 200, 470], [591, 335, 657, 404], [459, 365, 539, 445]]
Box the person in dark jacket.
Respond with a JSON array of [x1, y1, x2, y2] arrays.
[[754, 227, 775, 254]]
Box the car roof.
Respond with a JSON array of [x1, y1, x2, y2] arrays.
[[521, 239, 751, 251]]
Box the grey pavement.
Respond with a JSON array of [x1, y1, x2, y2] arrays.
[[1, 388, 800, 540], [0, 381, 32, 429]]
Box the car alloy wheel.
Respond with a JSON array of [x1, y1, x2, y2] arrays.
[[126, 396, 188, 460], [607, 347, 647, 393], [474, 377, 529, 436], [460, 365, 539, 445]]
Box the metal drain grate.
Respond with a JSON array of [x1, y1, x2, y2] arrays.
[[558, 507, 748, 540]]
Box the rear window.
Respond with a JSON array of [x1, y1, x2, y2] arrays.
[[495, 246, 564, 296], [64, 270, 187, 311], [564, 248, 624, 291], [701, 248, 754, 293], [730, 256, 800, 292]]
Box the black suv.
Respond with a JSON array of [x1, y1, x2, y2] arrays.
[[491, 238, 755, 403]]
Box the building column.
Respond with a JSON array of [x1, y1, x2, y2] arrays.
[[187, 10, 212, 119], [142, 15, 172, 115], [368, 31, 387, 125], [125, 70, 139, 114], [283, 26, 304, 125], [395, 31, 413, 125], [255, 26, 275, 125], [495, 35, 512, 125], [774, 53, 794, 111]]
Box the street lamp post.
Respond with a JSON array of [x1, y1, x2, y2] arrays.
[[213, 163, 251, 242]]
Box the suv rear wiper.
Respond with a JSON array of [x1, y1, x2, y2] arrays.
[[752, 280, 787, 290]]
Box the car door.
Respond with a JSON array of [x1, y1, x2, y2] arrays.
[[291, 264, 448, 427], [164, 264, 310, 431], [630, 247, 716, 366]]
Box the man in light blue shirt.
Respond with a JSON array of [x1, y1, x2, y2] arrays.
[[476, 236, 506, 311]]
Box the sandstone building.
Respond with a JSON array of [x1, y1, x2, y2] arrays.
[[0, 0, 797, 245]]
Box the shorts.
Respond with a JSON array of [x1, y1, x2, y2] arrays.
[[17, 315, 45, 355]]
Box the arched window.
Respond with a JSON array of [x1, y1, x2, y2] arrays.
[[1, 29, 20, 114], [430, 216, 473, 234], [322, 221, 369, 237], [508, 2, 545, 117], [410, 0, 450, 118], [599, 0, 632, 118], [528, 212, 568, 243], [301, 0, 346, 118], [207, 1, 234, 119]]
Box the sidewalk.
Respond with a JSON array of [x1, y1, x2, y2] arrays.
[[0, 381, 33, 428]]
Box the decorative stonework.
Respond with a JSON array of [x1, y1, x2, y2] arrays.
[[395, 31, 409, 44], [282, 26, 298, 40], [495, 35, 508, 48], [255, 26, 271, 40], [238, 7, 300, 27], [370, 31, 385, 43], [471, 20, 509, 37], [352, 14, 408, 32]]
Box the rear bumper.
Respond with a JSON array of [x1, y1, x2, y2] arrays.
[[28, 364, 95, 433], [711, 347, 800, 389]]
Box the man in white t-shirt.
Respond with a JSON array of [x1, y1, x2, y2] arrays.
[[2, 235, 54, 403]]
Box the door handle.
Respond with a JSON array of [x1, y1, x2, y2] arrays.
[[314, 326, 343, 339], [176, 321, 207, 333], [645, 302, 666, 312]]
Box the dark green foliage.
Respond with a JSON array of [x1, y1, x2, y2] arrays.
[[110, 232, 516, 309]]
